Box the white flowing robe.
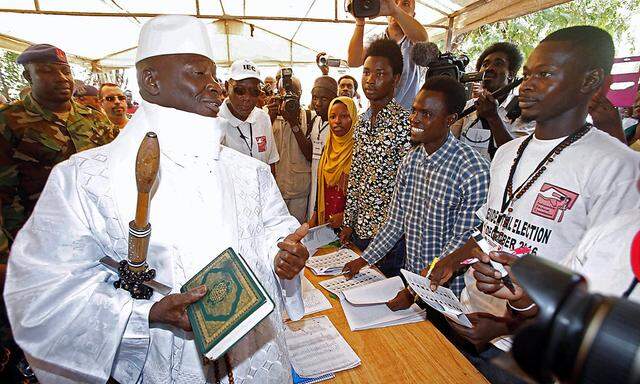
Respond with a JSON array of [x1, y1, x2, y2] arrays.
[[4, 100, 304, 384]]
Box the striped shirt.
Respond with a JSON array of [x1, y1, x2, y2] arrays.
[[361, 134, 490, 295]]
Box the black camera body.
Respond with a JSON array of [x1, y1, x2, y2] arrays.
[[511, 255, 640, 384], [278, 67, 300, 115], [426, 52, 475, 82], [345, 0, 380, 18]]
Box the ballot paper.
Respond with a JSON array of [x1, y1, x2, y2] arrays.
[[285, 315, 361, 377], [340, 276, 426, 331], [302, 224, 339, 256], [401, 269, 472, 328], [306, 248, 360, 276], [284, 276, 332, 320], [318, 268, 386, 297]]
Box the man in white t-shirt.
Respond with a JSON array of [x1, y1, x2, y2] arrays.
[[219, 59, 279, 173], [427, 26, 640, 384]]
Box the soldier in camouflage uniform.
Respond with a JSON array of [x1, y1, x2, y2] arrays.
[[0, 43, 117, 383]]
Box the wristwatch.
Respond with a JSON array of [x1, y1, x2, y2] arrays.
[[292, 125, 301, 133]]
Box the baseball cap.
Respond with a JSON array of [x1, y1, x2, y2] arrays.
[[229, 59, 261, 82]]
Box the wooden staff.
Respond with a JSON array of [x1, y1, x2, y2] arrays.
[[127, 132, 160, 272]]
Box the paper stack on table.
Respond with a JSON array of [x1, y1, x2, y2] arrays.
[[285, 315, 361, 377], [319, 268, 387, 297], [340, 276, 426, 331], [302, 224, 339, 257], [401, 269, 472, 328], [306, 248, 360, 276]]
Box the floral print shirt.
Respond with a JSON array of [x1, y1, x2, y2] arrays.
[[344, 99, 411, 239]]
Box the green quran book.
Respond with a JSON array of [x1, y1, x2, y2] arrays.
[[181, 247, 274, 360]]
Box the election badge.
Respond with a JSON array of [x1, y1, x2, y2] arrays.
[[255, 136, 267, 152], [312, 140, 323, 160]]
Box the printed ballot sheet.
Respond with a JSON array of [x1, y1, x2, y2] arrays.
[[318, 268, 386, 296], [302, 224, 339, 257], [285, 315, 361, 377], [340, 276, 426, 331], [401, 269, 472, 328], [306, 248, 360, 276]]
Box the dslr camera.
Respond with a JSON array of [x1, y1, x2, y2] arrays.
[[509, 255, 640, 384], [345, 0, 380, 18], [276, 67, 300, 115]]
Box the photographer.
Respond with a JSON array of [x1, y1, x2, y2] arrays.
[[451, 42, 534, 161], [347, 0, 428, 110], [271, 75, 323, 223]]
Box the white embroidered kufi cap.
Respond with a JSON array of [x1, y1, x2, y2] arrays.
[[136, 15, 213, 63]]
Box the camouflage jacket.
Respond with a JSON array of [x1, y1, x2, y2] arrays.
[[0, 94, 118, 261]]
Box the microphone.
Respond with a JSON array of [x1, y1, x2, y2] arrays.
[[411, 41, 441, 67], [623, 230, 640, 298]]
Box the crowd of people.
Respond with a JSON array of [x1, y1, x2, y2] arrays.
[[0, 0, 639, 383]]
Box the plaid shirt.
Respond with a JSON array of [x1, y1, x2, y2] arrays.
[[361, 134, 490, 296], [344, 99, 411, 239]]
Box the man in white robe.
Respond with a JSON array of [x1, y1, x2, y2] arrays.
[[4, 15, 309, 384]]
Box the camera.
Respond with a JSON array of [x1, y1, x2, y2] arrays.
[[277, 67, 300, 115], [345, 0, 380, 18], [427, 52, 484, 83], [317, 54, 343, 68], [509, 255, 640, 384], [411, 42, 484, 83]]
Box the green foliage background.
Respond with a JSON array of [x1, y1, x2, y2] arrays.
[[455, 0, 640, 69]]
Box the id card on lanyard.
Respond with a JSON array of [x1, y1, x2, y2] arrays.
[[312, 121, 328, 160]]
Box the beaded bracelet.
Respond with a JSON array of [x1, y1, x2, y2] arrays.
[[507, 301, 536, 312]]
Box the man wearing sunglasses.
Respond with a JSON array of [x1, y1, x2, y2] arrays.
[[99, 83, 130, 130], [219, 59, 279, 174]]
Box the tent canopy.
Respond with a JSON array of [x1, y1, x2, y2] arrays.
[[0, 0, 571, 70]]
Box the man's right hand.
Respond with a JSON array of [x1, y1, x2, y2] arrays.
[[149, 285, 207, 331], [342, 256, 368, 279], [378, 0, 400, 17], [339, 226, 353, 245]]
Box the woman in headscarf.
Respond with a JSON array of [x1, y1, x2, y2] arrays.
[[308, 96, 357, 228]]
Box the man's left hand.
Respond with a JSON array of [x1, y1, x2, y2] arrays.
[[275, 223, 310, 280], [447, 312, 510, 351], [475, 90, 499, 120]]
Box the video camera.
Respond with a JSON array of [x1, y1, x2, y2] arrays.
[[344, 0, 380, 18], [275, 67, 300, 115], [411, 42, 484, 83], [509, 255, 640, 384]]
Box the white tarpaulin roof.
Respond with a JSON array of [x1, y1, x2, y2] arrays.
[[0, 0, 571, 70]]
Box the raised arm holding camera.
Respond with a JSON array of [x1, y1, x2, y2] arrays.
[[348, 0, 428, 110]]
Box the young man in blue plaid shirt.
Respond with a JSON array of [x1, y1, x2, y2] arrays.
[[343, 76, 490, 304]]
